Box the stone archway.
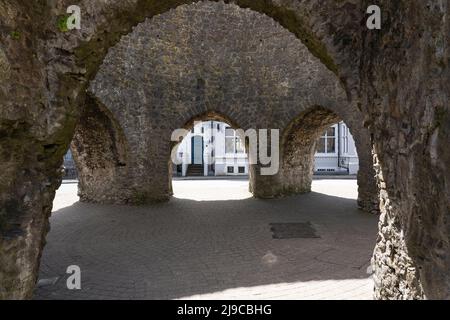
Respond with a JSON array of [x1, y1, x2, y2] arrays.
[[70, 95, 131, 204], [250, 105, 379, 215], [259, 107, 341, 198], [87, 2, 375, 206], [0, 0, 448, 300]]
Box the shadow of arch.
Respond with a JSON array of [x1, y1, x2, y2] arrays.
[[34, 185, 378, 300]]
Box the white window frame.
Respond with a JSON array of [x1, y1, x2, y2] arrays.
[[316, 124, 338, 156], [225, 126, 245, 155], [341, 123, 349, 155]]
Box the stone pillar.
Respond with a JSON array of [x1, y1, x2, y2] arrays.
[[0, 152, 64, 299], [71, 96, 134, 204], [127, 137, 173, 204], [250, 138, 317, 198], [0, 2, 76, 299], [370, 118, 450, 299], [347, 124, 379, 214], [364, 0, 450, 299], [72, 96, 174, 205], [249, 108, 379, 216], [250, 107, 336, 198]]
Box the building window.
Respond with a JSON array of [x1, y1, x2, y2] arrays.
[[235, 138, 245, 153], [238, 166, 245, 173], [210, 135, 214, 143], [225, 127, 245, 154], [342, 123, 349, 154], [217, 123, 220, 131], [201, 127, 204, 134], [227, 166, 234, 173], [317, 126, 336, 154], [225, 127, 234, 153], [191, 127, 195, 133]]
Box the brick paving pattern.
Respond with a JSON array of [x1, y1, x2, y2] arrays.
[[34, 179, 377, 300]]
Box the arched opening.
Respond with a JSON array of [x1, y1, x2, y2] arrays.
[[4, 0, 447, 301], [278, 106, 341, 196], [169, 112, 251, 201], [250, 106, 378, 214], [33, 2, 380, 300], [69, 95, 131, 204]]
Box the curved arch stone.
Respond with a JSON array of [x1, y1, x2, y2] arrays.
[[88, 2, 374, 206], [71, 95, 132, 204]]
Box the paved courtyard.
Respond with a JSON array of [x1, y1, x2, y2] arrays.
[[34, 179, 378, 300]]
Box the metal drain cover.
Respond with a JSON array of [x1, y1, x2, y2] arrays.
[[37, 277, 59, 288], [270, 222, 320, 239]]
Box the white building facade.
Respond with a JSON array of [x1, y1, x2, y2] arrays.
[[174, 121, 249, 177], [314, 122, 359, 175], [173, 121, 359, 177]]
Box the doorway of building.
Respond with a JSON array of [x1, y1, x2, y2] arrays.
[[191, 135, 204, 165]]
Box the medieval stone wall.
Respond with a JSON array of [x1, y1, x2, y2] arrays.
[[0, 0, 448, 300], [88, 2, 374, 206]]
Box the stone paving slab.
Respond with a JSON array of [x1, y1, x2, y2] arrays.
[[34, 179, 377, 300]]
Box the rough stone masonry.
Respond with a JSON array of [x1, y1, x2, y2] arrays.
[[0, 0, 448, 300], [86, 2, 377, 210]]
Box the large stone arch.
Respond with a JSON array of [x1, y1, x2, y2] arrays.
[[0, 0, 448, 300], [87, 2, 375, 206]]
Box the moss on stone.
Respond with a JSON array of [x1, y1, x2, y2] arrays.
[[10, 31, 20, 40], [57, 15, 70, 32]]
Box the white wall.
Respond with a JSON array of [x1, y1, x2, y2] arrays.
[[175, 121, 359, 176]]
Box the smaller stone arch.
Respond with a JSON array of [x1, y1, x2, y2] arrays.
[[250, 105, 379, 214], [279, 106, 340, 195], [250, 106, 338, 198], [168, 110, 248, 193], [70, 95, 132, 204]]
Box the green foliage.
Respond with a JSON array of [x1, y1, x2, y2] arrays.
[[57, 15, 69, 32], [10, 31, 20, 40]]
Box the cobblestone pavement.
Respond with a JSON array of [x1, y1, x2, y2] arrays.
[[34, 179, 378, 300]]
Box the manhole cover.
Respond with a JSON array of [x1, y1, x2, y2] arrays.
[[37, 277, 59, 288], [270, 222, 320, 239]]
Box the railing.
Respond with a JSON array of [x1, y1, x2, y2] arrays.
[[338, 156, 350, 170], [63, 167, 78, 180], [63, 156, 78, 180]]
